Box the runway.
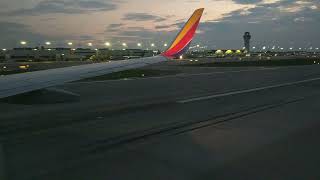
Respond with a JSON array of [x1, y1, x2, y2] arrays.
[[1, 63, 320, 179]]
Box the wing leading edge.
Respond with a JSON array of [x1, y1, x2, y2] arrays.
[[0, 56, 166, 99]]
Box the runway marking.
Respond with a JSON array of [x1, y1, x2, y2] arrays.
[[71, 67, 282, 84], [177, 76, 320, 104]]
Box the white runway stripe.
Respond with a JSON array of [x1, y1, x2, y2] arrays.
[[177, 77, 320, 104]]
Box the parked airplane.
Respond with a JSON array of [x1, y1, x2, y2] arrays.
[[0, 8, 204, 99]]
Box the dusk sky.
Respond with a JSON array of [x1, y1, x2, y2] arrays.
[[0, 0, 319, 49]]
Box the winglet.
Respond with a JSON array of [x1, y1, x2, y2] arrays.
[[162, 8, 204, 58]]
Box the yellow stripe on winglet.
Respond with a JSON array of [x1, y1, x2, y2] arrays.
[[169, 8, 204, 49]]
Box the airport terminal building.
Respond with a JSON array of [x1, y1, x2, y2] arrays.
[[0, 47, 159, 62]]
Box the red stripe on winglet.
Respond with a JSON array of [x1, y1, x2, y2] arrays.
[[162, 19, 200, 57]]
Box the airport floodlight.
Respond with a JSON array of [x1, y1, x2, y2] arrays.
[[68, 42, 73, 46], [137, 43, 142, 47], [197, 44, 200, 47], [45, 41, 51, 45], [33, 48, 38, 51], [20, 41, 27, 45], [179, 55, 183, 59], [252, 46, 256, 49], [72, 48, 76, 51], [151, 43, 155, 47], [289, 47, 293, 50], [316, 48, 319, 50], [88, 43, 93, 46], [262, 46, 266, 50], [48, 48, 52, 51], [122, 43, 127, 47], [280, 47, 284, 50], [2, 49, 6, 51], [94, 48, 98, 51], [164, 43, 168, 47], [299, 48, 302, 50]]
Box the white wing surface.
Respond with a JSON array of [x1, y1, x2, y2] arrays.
[[0, 56, 166, 98]]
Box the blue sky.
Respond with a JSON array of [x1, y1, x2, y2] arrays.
[[0, 0, 319, 49]]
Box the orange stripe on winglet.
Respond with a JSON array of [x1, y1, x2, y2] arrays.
[[168, 8, 204, 50]]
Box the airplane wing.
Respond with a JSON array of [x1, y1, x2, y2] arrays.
[[0, 56, 166, 98], [0, 8, 204, 99]]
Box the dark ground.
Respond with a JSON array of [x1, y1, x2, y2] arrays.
[[1, 59, 320, 179]]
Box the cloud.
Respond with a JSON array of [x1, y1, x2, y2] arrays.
[[0, 22, 46, 47], [195, 0, 320, 48], [260, 0, 282, 4], [108, 23, 124, 28], [111, 26, 176, 44], [1, 0, 118, 16], [0, 21, 99, 48], [155, 25, 172, 29], [232, 0, 263, 4], [126, 27, 148, 31], [278, 0, 319, 13], [122, 13, 166, 22], [106, 23, 124, 32], [154, 21, 182, 30], [1, 0, 319, 49], [77, 35, 95, 40]]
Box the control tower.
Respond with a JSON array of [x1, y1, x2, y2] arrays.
[[243, 32, 251, 54]]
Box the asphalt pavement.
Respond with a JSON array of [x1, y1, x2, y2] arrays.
[[1, 62, 320, 180]]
